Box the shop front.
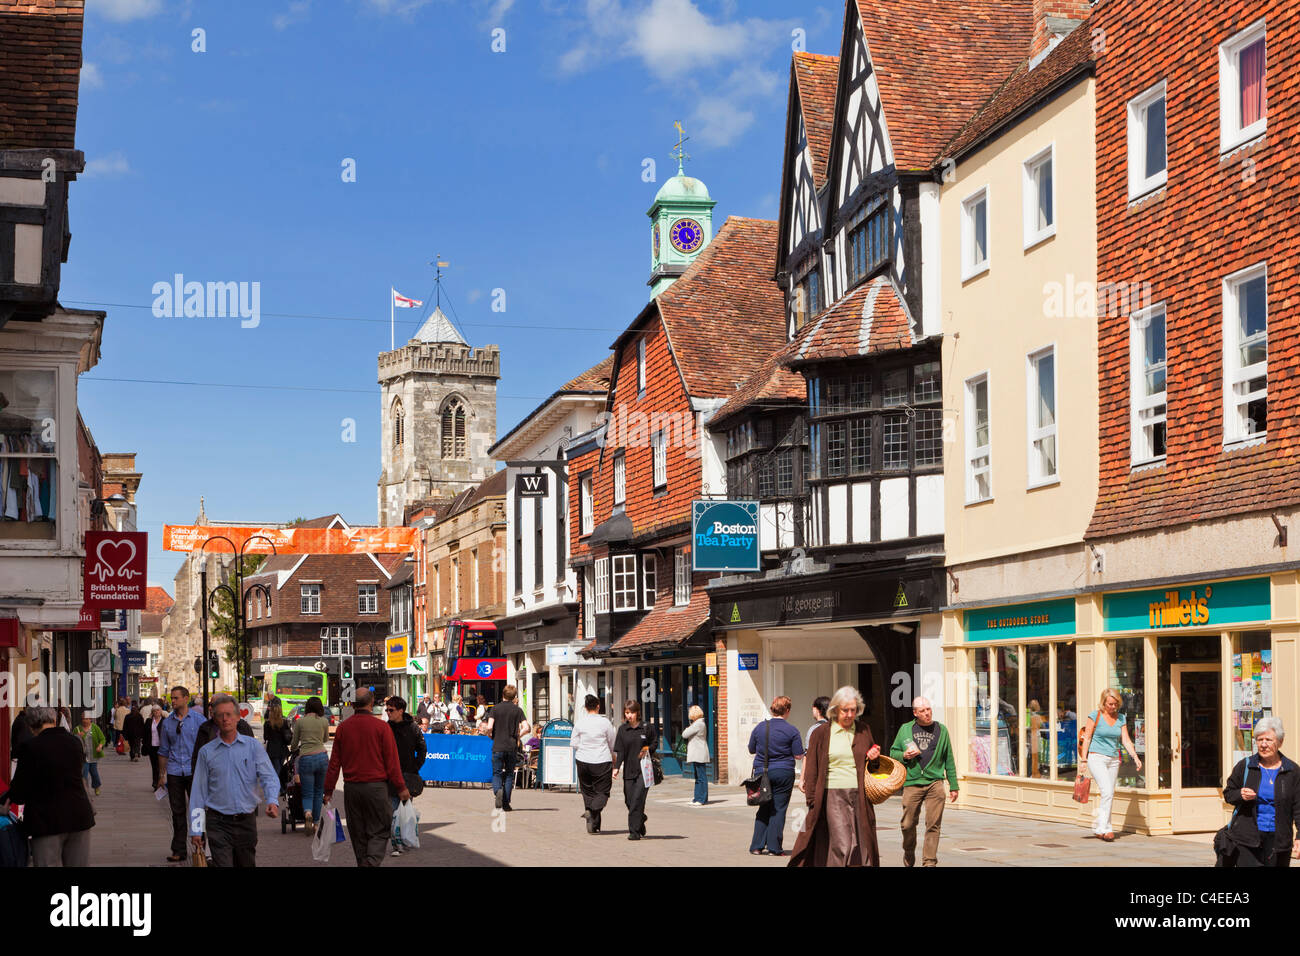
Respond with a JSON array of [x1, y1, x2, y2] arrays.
[[710, 560, 946, 786], [946, 573, 1293, 834]]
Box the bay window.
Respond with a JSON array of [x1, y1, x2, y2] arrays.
[[612, 554, 637, 611]]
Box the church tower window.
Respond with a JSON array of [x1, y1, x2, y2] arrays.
[[442, 400, 467, 459], [392, 398, 404, 448]]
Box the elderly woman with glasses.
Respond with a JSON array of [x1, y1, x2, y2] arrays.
[[789, 685, 882, 867], [1220, 716, 1300, 867]]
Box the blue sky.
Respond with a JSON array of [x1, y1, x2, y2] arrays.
[[69, 0, 841, 587]]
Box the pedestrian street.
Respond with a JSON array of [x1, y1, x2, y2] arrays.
[[82, 746, 1215, 868]]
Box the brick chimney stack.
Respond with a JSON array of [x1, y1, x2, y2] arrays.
[[1031, 0, 1091, 59]]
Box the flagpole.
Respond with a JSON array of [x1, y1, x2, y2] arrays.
[[390, 286, 394, 351]]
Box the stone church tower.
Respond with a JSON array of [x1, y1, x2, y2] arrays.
[[378, 308, 500, 527]]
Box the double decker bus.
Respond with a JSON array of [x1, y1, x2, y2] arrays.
[[444, 619, 506, 711]]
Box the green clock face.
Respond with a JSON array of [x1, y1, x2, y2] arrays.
[[653, 222, 661, 260], [670, 218, 704, 254]]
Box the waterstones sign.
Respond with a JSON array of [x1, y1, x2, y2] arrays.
[[1103, 577, 1271, 633], [692, 500, 760, 572]]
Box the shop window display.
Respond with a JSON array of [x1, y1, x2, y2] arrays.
[[1231, 631, 1272, 767], [1156, 634, 1219, 789], [994, 646, 1020, 776], [969, 648, 993, 774], [1025, 646, 1050, 778], [0, 369, 58, 541], [1108, 638, 1146, 788], [1055, 644, 1078, 782]]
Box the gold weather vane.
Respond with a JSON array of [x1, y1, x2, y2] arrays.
[[672, 121, 691, 175]]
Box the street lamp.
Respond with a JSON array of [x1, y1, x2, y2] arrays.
[[200, 534, 277, 706]]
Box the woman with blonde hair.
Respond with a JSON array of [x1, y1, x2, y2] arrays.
[[789, 685, 881, 867], [1079, 687, 1141, 842], [682, 704, 710, 806]]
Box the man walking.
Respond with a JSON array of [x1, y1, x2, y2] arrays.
[[889, 696, 959, 867], [384, 695, 426, 856], [156, 685, 205, 863], [188, 695, 280, 867], [571, 694, 616, 834], [480, 685, 529, 811], [324, 689, 410, 867]]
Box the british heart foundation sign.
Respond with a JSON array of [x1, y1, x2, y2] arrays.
[[83, 531, 148, 609]]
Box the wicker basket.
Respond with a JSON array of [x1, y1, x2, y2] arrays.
[[862, 754, 906, 805]]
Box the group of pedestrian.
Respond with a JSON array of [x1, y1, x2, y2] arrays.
[[0, 707, 97, 866], [568, 695, 658, 839]]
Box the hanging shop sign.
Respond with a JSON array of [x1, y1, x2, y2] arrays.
[[1103, 577, 1271, 633], [162, 524, 415, 554], [516, 473, 549, 498], [386, 636, 409, 672], [964, 598, 1076, 642], [83, 531, 148, 609], [692, 500, 760, 572]]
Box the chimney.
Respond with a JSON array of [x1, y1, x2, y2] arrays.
[[1031, 0, 1091, 60]]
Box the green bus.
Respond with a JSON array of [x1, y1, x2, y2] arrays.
[[265, 667, 327, 713]]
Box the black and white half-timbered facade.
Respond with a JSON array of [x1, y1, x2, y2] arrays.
[[709, 0, 1034, 774]]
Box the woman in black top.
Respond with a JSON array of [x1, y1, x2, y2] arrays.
[[612, 700, 658, 841], [263, 702, 293, 770], [122, 703, 146, 762]]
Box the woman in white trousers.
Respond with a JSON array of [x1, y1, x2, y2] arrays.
[[1079, 688, 1142, 841]]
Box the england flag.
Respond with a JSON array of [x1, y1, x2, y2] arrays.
[[392, 288, 423, 309]]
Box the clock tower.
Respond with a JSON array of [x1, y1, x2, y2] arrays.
[[647, 127, 716, 297]]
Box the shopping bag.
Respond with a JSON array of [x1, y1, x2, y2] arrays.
[[311, 815, 332, 863], [331, 805, 345, 844], [190, 849, 207, 867], [1072, 775, 1091, 803], [394, 799, 419, 849], [640, 753, 655, 789], [115, 737, 126, 755]]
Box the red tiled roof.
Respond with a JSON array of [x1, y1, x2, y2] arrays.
[[782, 275, 915, 366], [562, 355, 614, 393], [609, 588, 711, 654], [655, 217, 787, 399], [145, 586, 174, 614], [712, 347, 807, 426], [942, 19, 1095, 161], [0, 1, 85, 150], [793, 51, 839, 189], [853, 0, 1034, 170]]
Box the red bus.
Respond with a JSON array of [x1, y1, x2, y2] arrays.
[[444, 619, 507, 709]]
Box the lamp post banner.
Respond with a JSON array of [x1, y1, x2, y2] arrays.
[[163, 525, 415, 553], [83, 531, 148, 609]]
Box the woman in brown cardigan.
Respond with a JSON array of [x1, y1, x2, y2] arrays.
[[789, 685, 881, 867]]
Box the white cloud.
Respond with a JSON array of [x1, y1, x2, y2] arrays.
[[86, 0, 166, 22], [360, 0, 432, 15], [83, 151, 131, 179], [273, 0, 313, 30], [80, 63, 104, 90], [555, 0, 793, 147], [466, 289, 484, 304], [484, 0, 515, 23]]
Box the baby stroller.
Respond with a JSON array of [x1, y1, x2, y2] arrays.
[[279, 750, 305, 834]]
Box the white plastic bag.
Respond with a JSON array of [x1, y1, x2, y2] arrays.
[[640, 753, 655, 788], [311, 812, 332, 863], [394, 799, 419, 849]]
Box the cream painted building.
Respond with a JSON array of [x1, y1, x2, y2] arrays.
[[937, 35, 1105, 828]]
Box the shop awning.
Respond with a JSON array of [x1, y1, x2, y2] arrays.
[[608, 589, 712, 655]]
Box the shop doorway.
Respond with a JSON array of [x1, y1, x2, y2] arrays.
[[1170, 663, 1223, 832]]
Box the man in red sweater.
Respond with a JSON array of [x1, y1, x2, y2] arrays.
[[324, 689, 410, 866]]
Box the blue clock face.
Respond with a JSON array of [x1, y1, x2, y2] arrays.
[[670, 218, 704, 254]]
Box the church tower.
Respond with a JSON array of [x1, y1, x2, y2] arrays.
[[647, 128, 717, 297], [378, 308, 500, 527]]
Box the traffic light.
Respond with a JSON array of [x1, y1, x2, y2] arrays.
[[208, 650, 220, 681], [341, 655, 353, 680]]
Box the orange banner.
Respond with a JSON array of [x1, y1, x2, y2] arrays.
[[162, 525, 416, 554]]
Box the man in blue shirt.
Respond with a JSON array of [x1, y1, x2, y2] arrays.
[[156, 685, 205, 862], [189, 695, 280, 867]]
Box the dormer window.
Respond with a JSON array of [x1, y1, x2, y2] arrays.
[[793, 267, 822, 332], [847, 203, 889, 286]]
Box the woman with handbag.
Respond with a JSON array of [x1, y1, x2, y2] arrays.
[[788, 686, 880, 867], [1078, 687, 1141, 842], [1221, 717, 1300, 867], [746, 695, 804, 856], [290, 696, 331, 829], [612, 701, 658, 841]]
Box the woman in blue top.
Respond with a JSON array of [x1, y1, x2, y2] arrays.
[[1078, 688, 1141, 842], [747, 695, 805, 856], [1222, 717, 1300, 867]]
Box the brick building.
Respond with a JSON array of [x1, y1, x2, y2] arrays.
[[242, 514, 404, 705], [570, 213, 786, 780]]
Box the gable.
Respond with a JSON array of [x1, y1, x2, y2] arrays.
[[831, 7, 895, 215]]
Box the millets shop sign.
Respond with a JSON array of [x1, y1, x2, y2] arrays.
[[692, 500, 760, 572]]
